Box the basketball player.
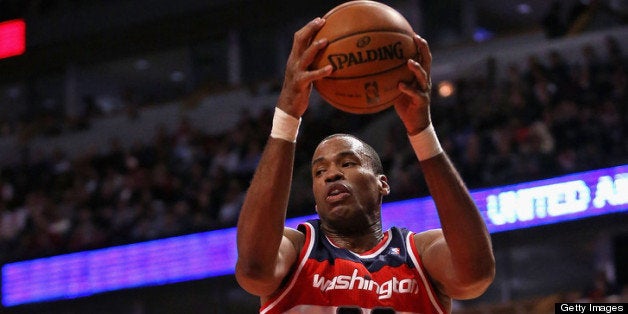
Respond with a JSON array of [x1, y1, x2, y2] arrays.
[[236, 18, 495, 314]]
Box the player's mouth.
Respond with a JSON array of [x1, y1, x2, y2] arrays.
[[326, 183, 351, 203]]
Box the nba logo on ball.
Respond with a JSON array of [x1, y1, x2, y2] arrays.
[[311, 0, 419, 114], [365, 81, 379, 105]]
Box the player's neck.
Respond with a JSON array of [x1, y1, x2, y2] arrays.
[[323, 223, 384, 254]]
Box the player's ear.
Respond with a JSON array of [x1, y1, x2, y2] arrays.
[[315, 204, 319, 213], [378, 175, 390, 196]]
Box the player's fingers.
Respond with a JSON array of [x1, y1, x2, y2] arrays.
[[305, 65, 333, 82], [414, 35, 432, 77], [292, 17, 326, 56], [291, 62, 331, 90], [301, 37, 329, 71], [398, 80, 426, 100], [407, 59, 431, 94]]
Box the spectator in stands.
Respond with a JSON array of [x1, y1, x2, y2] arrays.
[[542, 1, 568, 38], [581, 269, 622, 302]]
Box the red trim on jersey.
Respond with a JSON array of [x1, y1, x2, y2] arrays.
[[406, 231, 447, 314], [260, 223, 316, 314]]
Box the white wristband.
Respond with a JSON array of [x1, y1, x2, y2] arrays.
[[408, 123, 443, 161], [270, 107, 301, 143]]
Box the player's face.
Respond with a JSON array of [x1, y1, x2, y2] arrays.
[[311, 136, 389, 228]]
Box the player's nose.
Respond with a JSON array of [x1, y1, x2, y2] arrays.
[[324, 165, 344, 182]]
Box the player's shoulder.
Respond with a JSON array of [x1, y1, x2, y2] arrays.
[[283, 226, 306, 253], [412, 228, 444, 255]]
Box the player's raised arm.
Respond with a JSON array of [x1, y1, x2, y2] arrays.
[[235, 17, 332, 298], [396, 34, 495, 299]]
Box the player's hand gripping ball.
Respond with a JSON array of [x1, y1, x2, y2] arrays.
[[312, 0, 419, 114]]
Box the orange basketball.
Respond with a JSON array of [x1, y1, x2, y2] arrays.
[[311, 0, 418, 114]]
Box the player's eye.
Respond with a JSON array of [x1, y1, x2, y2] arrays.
[[342, 161, 357, 167], [314, 168, 326, 177]]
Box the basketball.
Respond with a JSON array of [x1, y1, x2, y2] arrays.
[[311, 0, 418, 114]]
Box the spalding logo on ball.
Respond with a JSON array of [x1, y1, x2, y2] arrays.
[[311, 0, 419, 114]]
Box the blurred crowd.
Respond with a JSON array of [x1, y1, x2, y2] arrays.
[[0, 34, 626, 265]]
